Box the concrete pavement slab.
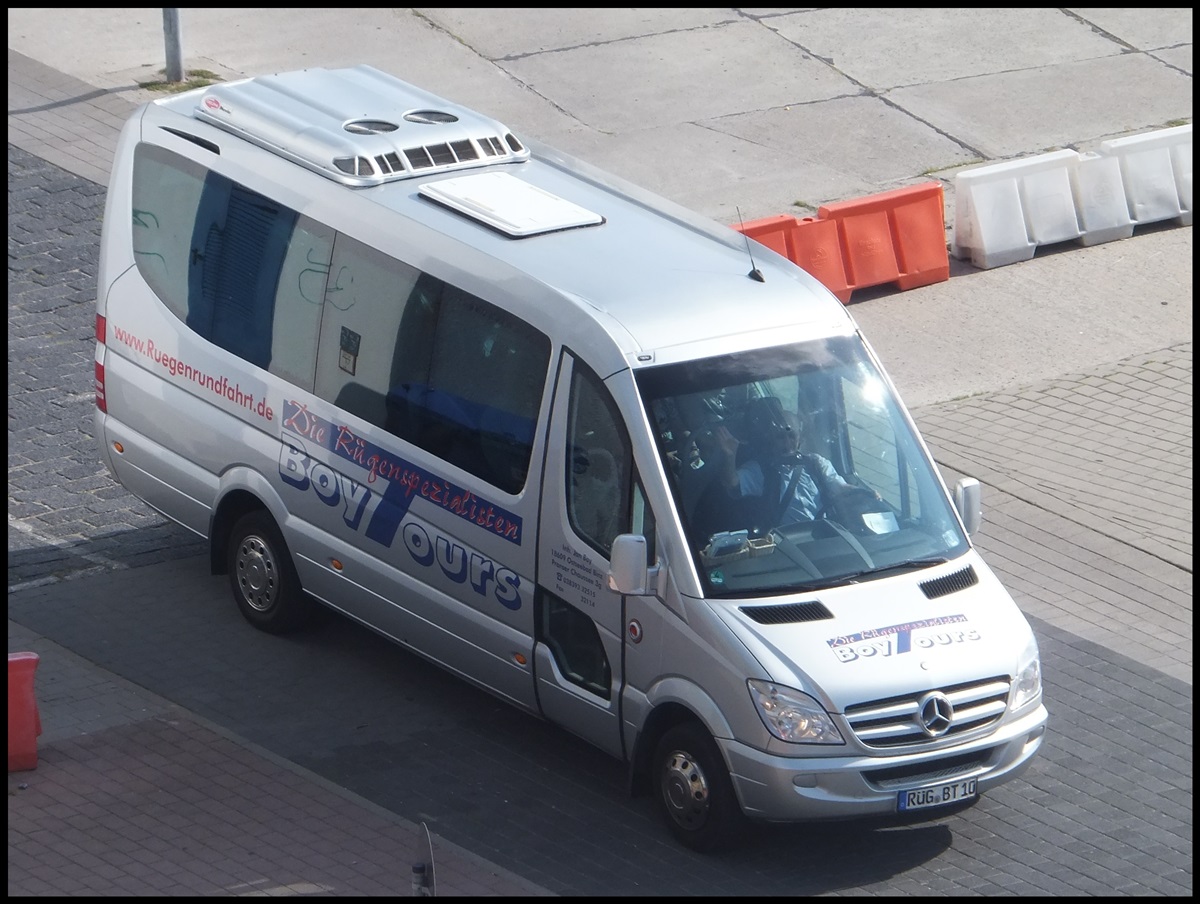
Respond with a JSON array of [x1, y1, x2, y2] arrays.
[[8, 7, 1192, 219], [850, 224, 1192, 408], [494, 19, 856, 131], [889, 53, 1194, 159], [422, 7, 740, 58], [766, 8, 1128, 87], [1066, 7, 1194, 51]]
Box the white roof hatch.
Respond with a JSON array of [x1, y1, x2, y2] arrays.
[[418, 172, 605, 237]]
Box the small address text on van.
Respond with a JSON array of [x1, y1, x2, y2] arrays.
[[109, 323, 274, 423]]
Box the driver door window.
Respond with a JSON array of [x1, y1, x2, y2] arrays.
[[566, 364, 632, 556]]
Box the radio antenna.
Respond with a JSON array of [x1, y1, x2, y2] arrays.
[[737, 206, 765, 282]]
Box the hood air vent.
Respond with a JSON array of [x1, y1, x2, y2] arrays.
[[919, 565, 978, 600], [192, 65, 530, 187], [739, 601, 833, 625]]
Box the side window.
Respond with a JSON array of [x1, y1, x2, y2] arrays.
[[313, 235, 420, 427], [313, 234, 550, 493], [419, 288, 550, 493], [188, 180, 299, 369], [540, 596, 611, 698], [131, 144, 316, 378], [131, 144, 207, 322], [269, 217, 334, 390], [566, 363, 632, 555]]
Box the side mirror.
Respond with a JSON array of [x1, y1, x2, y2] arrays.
[[954, 477, 982, 536], [607, 534, 664, 597]]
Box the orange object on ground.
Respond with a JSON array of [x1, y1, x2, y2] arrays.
[[8, 651, 42, 772], [817, 182, 949, 296], [734, 214, 798, 259], [734, 183, 949, 304], [733, 214, 852, 302]]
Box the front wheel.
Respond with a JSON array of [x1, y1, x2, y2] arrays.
[[653, 722, 745, 853], [227, 510, 317, 634]]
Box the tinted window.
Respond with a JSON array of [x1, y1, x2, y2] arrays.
[[566, 361, 632, 555], [131, 144, 207, 322], [130, 144, 331, 387], [314, 234, 551, 493]]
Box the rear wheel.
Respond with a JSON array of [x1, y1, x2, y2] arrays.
[[227, 510, 316, 634], [653, 722, 745, 852]]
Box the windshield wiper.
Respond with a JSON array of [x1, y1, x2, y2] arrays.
[[840, 557, 949, 584], [771, 575, 862, 594], [713, 557, 951, 598]]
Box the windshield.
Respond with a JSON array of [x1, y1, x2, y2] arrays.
[[636, 335, 969, 598]]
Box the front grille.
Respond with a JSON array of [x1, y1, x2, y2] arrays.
[[863, 749, 993, 789], [844, 676, 1010, 749]]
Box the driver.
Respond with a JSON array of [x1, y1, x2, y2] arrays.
[[707, 397, 874, 524]]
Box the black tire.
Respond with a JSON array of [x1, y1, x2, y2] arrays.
[[227, 510, 316, 634], [653, 722, 745, 853]]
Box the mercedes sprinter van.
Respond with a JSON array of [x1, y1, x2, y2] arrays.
[[94, 65, 1047, 851]]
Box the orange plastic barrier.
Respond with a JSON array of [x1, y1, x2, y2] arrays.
[[734, 215, 852, 302], [734, 214, 797, 259], [8, 652, 42, 772], [818, 182, 949, 295], [734, 183, 949, 303]]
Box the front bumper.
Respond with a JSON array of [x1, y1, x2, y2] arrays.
[[721, 703, 1048, 822]]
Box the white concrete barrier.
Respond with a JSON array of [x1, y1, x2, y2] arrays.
[[951, 149, 1081, 270], [1099, 124, 1192, 227], [1071, 152, 1134, 246], [952, 125, 1193, 269]]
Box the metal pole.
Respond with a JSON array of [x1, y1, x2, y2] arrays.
[[410, 863, 431, 896], [163, 8, 183, 82]]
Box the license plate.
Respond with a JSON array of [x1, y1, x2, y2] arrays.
[[897, 777, 977, 812]]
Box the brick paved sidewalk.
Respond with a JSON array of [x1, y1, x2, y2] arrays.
[[7, 623, 554, 897]]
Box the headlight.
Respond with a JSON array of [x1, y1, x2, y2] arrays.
[[748, 679, 844, 744], [1012, 636, 1042, 711]]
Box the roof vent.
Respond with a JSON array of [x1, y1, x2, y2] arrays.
[[405, 110, 458, 125], [419, 172, 604, 238], [192, 65, 530, 186], [345, 119, 399, 134]]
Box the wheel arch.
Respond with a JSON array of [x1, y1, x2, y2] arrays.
[[209, 467, 290, 575], [628, 677, 738, 798]]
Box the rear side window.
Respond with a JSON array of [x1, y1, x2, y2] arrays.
[[131, 144, 206, 324], [131, 144, 332, 389]]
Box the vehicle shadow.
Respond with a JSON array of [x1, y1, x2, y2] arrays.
[[8, 527, 967, 896], [7, 521, 205, 589]]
